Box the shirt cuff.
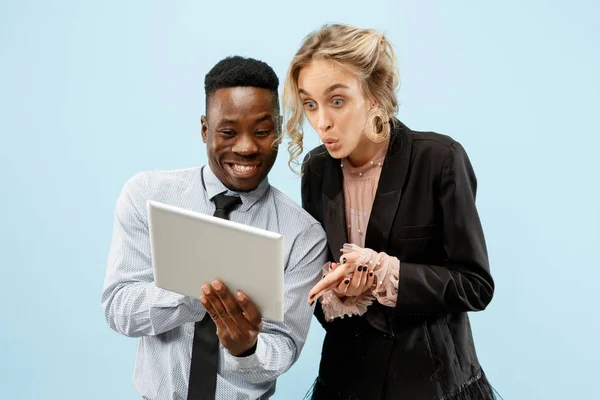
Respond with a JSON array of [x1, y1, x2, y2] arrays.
[[223, 335, 266, 371]]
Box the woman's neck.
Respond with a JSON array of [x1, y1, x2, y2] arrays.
[[346, 136, 389, 167]]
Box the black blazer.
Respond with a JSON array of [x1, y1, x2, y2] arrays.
[[301, 120, 495, 400]]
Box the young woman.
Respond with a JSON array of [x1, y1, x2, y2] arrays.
[[283, 24, 495, 400]]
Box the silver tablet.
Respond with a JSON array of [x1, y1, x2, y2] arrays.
[[147, 200, 284, 322]]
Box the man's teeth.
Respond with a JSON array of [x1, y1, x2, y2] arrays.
[[232, 164, 256, 172]]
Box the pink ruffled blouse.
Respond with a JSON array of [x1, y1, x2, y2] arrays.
[[319, 143, 401, 322]]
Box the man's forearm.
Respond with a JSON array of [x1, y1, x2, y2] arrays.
[[103, 281, 204, 337]]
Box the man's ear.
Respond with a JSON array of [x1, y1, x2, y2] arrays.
[[279, 114, 283, 134], [201, 115, 208, 143]]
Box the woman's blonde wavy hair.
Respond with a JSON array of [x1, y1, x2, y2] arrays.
[[282, 24, 400, 172]]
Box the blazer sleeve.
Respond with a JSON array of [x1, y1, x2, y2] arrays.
[[300, 154, 330, 329], [301, 153, 315, 212], [394, 142, 494, 315]]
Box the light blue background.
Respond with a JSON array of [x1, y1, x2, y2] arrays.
[[1, 1, 598, 399]]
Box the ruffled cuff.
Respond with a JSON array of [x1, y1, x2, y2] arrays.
[[371, 253, 399, 307], [318, 262, 375, 322], [341, 243, 400, 307]]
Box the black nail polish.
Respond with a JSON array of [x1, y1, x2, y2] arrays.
[[309, 301, 314, 307], [369, 272, 374, 277], [344, 279, 350, 284], [358, 266, 363, 272], [342, 257, 347, 263]]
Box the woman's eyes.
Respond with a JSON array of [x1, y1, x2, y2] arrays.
[[304, 101, 317, 110], [303, 98, 344, 110]]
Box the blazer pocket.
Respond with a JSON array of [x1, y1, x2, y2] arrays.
[[395, 224, 439, 240]]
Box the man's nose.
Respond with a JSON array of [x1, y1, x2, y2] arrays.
[[231, 133, 259, 155]]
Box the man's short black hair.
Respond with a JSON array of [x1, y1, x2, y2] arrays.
[[204, 55, 280, 116]]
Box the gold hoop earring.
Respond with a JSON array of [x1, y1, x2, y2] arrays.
[[365, 107, 390, 143]]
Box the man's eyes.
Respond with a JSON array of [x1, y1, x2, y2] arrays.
[[219, 130, 272, 137]]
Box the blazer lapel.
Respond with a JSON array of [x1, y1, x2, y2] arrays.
[[365, 120, 413, 252], [322, 156, 347, 262]]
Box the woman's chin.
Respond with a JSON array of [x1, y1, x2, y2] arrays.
[[325, 147, 348, 160]]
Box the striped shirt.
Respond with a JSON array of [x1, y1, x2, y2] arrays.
[[101, 165, 328, 399]]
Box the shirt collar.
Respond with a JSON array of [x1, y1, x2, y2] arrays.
[[202, 164, 270, 212]]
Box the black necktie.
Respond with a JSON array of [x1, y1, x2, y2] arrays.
[[187, 194, 242, 400], [212, 194, 243, 220]]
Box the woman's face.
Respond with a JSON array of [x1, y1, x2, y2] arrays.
[[297, 59, 372, 159]]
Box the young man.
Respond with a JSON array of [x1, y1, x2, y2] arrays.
[[102, 56, 328, 400]]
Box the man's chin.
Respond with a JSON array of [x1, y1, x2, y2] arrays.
[[223, 177, 262, 193]]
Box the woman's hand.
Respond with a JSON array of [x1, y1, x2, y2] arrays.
[[307, 246, 378, 304]]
